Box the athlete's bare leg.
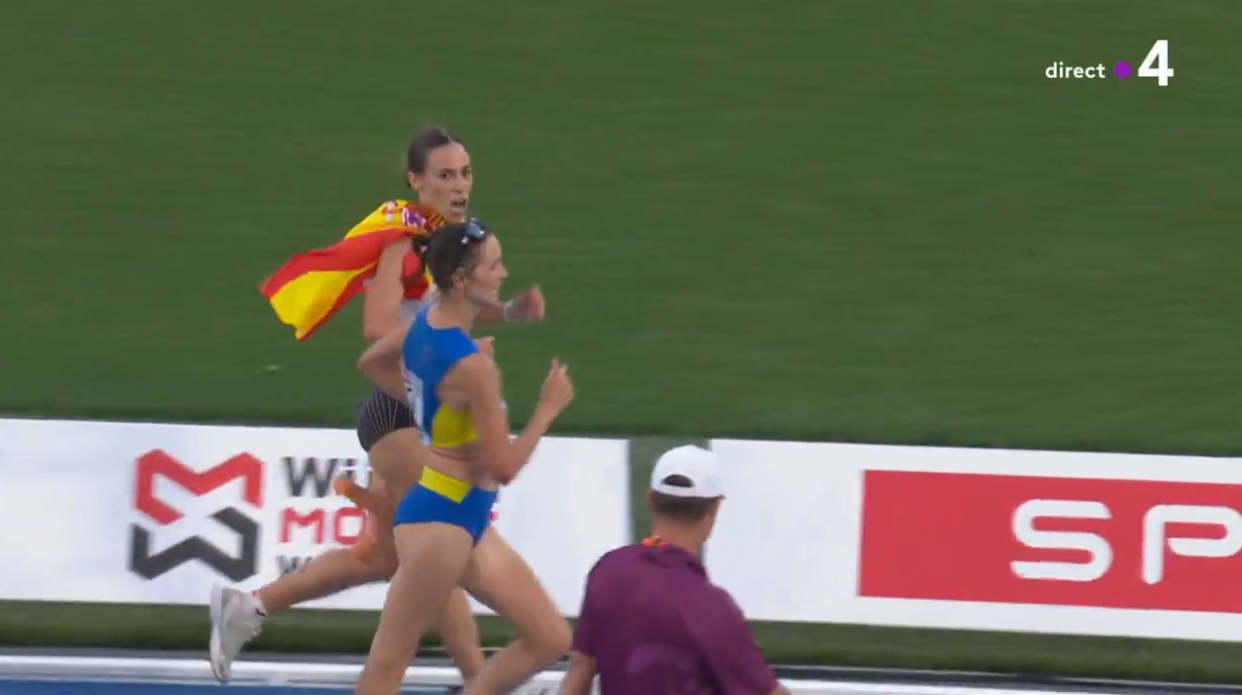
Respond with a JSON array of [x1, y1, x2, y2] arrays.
[[355, 523, 474, 695], [458, 528, 571, 695], [361, 431, 485, 680], [334, 478, 390, 520], [210, 475, 401, 683], [257, 424, 430, 615], [212, 431, 485, 684], [262, 433, 485, 678], [256, 474, 400, 613]]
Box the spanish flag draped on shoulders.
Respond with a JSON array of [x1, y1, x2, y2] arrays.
[[260, 200, 448, 340]]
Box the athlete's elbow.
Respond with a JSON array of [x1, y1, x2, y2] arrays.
[[362, 305, 403, 342], [488, 458, 521, 485], [357, 352, 382, 378], [362, 321, 392, 342]]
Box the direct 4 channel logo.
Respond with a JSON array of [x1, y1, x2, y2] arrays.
[[128, 450, 265, 582], [1045, 39, 1174, 86]]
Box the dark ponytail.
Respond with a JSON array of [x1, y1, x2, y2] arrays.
[[410, 233, 433, 260], [409, 233, 435, 290]]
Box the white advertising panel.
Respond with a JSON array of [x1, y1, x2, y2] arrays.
[[0, 418, 630, 617], [706, 438, 1242, 642]]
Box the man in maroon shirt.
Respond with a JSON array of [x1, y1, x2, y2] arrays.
[[561, 445, 788, 695]]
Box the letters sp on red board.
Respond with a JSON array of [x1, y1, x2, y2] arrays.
[[858, 470, 1242, 614]]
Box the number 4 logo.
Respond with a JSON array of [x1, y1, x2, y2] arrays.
[[1138, 39, 1174, 86]]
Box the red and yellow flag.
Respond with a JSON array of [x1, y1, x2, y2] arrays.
[[260, 200, 446, 340]]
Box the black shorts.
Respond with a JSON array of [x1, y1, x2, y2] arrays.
[[355, 388, 416, 452]]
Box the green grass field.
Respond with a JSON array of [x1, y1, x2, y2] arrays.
[[3, 0, 1242, 683], [4, 0, 1241, 454]]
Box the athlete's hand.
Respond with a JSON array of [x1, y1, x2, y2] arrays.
[[506, 285, 545, 323], [537, 358, 574, 417], [474, 336, 495, 358]]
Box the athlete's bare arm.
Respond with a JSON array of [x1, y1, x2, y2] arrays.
[[481, 284, 544, 325], [559, 652, 596, 695], [447, 355, 571, 484], [362, 240, 410, 341], [476, 301, 507, 324], [357, 318, 413, 401], [421, 284, 542, 326]]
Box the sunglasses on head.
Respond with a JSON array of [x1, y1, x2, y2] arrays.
[[461, 219, 488, 243]]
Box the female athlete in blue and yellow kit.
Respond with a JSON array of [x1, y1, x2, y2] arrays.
[[210, 128, 544, 686], [355, 221, 574, 695]]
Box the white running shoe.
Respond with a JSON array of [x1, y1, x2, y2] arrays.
[[208, 583, 266, 683]]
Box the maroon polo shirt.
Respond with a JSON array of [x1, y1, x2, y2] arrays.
[[572, 539, 779, 695]]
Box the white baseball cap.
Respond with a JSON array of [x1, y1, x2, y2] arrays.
[[650, 445, 724, 499]]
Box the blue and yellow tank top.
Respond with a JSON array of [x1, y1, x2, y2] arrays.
[[401, 305, 480, 449]]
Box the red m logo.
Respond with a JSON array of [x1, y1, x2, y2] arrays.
[[133, 450, 264, 526]]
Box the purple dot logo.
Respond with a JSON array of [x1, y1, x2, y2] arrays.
[[1114, 61, 1131, 79]]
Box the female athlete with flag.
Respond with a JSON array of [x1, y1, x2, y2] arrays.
[[355, 221, 573, 695], [209, 127, 544, 685]]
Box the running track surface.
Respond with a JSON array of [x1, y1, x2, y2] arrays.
[[0, 680, 446, 694]]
